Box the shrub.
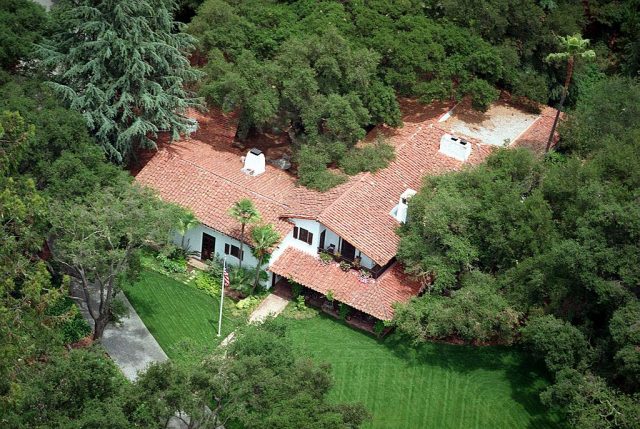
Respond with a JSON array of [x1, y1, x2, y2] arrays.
[[46, 296, 91, 343], [339, 302, 351, 320], [156, 252, 187, 273], [194, 270, 220, 297], [339, 261, 351, 272], [319, 252, 333, 265], [295, 295, 306, 311], [236, 296, 260, 310], [291, 281, 303, 298], [339, 140, 395, 175], [326, 290, 334, 302], [374, 320, 386, 337], [296, 145, 347, 191], [521, 315, 592, 374]]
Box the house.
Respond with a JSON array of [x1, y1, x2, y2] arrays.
[[135, 98, 557, 322]]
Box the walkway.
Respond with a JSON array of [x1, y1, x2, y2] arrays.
[[71, 283, 168, 381], [220, 290, 290, 347]]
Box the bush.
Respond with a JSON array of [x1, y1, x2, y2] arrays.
[[291, 281, 303, 298], [295, 295, 306, 311], [156, 252, 187, 273], [339, 302, 351, 320], [319, 252, 333, 265], [236, 296, 260, 310], [46, 296, 91, 343], [339, 261, 351, 272], [374, 320, 386, 336], [339, 140, 395, 175], [194, 270, 220, 297], [521, 315, 592, 374], [296, 145, 347, 191]]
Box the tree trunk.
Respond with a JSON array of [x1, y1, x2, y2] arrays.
[[252, 255, 264, 295], [93, 313, 110, 340], [238, 223, 245, 269], [545, 57, 575, 153]]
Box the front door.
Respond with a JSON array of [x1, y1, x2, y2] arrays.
[[201, 233, 216, 260], [340, 239, 356, 261]]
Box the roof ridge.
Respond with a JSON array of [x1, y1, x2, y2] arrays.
[[166, 150, 291, 210]]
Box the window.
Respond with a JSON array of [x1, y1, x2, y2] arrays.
[[293, 226, 313, 245], [224, 243, 243, 260]]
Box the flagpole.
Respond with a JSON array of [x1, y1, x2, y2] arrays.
[[217, 258, 226, 337]]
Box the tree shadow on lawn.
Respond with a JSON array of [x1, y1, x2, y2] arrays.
[[381, 333, 565, 428]]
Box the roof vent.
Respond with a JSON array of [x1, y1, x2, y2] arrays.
[[439, 133, 472, 162], [186, 117, 198, 134], [390, 188, 417, 223], [241, 148, 266, 176]]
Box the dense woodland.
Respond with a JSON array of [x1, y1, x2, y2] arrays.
[[1, 0, 639, 428]]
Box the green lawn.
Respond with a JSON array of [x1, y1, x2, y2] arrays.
[[123, 269, 561, 428], [284, 315, 563, 429], [122, 269, 245, 361]]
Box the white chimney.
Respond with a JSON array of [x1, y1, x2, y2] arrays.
[[439, 133, 472, 162], [241, 148, 266, 176], [391, 188, 417, 223]]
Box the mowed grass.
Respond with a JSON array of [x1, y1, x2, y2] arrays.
[[284, 315, 563, 429], [122, 269, 244, 361]]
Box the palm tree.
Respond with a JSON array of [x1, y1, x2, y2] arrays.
[[545, 34, 596, 153], [176, 211, 199, 250], [250, 224, 281, 294], [228, 199, 261, 269]]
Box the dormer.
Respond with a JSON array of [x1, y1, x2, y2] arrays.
[[390, 188, 417, 223]]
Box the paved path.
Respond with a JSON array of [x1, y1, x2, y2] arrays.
[[72, 284, 168, 381], [220, 292, 289, 346], [248, 293, 289, 323]]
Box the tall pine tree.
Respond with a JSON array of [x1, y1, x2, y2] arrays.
[[41, 0, 203, 162]]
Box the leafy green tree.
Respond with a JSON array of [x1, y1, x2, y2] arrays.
[[394, 272, 520, 344], [176, 210, 199, 251], [250, 223, 280, 294], [228, 198, 261, 269], [545, 34, 596, 152], [41, 0, 203, 162], [609, 301, 640, 390], [48, 184, 185, 339], [0, 0, 48, 70], [6, 348, 129, 428], [541, 369, 640, 429], [521, 315, 592, 374], [220, 322, 370, 428]]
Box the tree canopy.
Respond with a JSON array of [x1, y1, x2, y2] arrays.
[[396, 76, 640, 426], [41, 0, 203, 162]]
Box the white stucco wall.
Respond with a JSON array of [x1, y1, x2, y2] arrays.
[[175, 224, 273, 287]]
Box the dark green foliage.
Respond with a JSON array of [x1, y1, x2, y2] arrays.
[[397, 76, 640, 425], [46, 296, 92, 344], [609, 302, 640, 389], [295, 145, 347, 191], [540, 369, 640, 429], [41, 0, 204, 162], [521, 315, 592, 374], [222, 322, 370, 428], [0, 0, 48, 70], [339, 140, 395, 176], [395, 272, 520, 344]]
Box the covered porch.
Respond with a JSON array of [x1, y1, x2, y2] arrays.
[[269, 248, 422, 331]]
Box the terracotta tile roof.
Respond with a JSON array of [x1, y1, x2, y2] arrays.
[[135, 108, 297, 243], [269, 248, 421, 320], [136, 102, 557, 262], [512, 106, 560, 153], [313, 102, 557, 266]]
